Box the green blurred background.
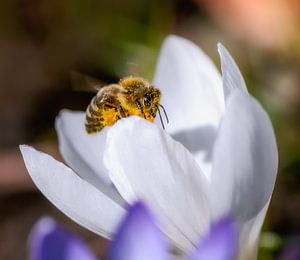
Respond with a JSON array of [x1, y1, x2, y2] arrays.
[[0, 0, 300, 259]]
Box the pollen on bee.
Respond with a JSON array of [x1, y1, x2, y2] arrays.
[[119, 76, 148, 89]]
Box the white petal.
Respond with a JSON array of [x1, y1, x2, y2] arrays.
[[238, 199, 270, 260], [56, 110, 124, 204], [210, 90, 278, 222], [20, 145, 125, 238], [218, 43, 249, 99], [104, 117, 210, 251], [153, 35, 225, 176], [55, 110, 117, 191]]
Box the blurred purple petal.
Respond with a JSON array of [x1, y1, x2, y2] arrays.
[[278, 239, 300, 260], [107, 201, 169, 260], [187, 216, 238, 260], [29, 217, 97, 260]]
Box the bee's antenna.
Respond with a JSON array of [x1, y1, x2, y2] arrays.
[[157, 107, 165, 130], [159, 104, 169, 124]]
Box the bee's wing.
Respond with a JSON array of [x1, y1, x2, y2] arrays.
[[70, 71, 107, 92]]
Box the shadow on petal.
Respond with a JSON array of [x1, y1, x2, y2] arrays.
[[172, 125, 217, 161]]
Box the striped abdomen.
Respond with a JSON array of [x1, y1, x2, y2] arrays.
[[85, 86, 122, 134]]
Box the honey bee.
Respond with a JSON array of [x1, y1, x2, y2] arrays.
[[82, 76, 168, 134]]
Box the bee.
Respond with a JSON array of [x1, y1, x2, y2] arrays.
[[79, 75, 168, 134]]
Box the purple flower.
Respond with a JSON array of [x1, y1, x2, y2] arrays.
[[29, 217, 96, 260], [29, 202, 238, 260], [187, 217, 238, 260]]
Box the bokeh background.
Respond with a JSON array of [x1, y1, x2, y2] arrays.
[[0, 0, 300, 259]]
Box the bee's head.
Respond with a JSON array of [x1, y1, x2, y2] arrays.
[[142, 86, 168, 129], [120, 76, 163, 122], [120, 76, 160, 106], [142, 86, 161, 120], [143, 87, 160, 107]]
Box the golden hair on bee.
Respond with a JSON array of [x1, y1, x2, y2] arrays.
[[83, 76, 168, 134]]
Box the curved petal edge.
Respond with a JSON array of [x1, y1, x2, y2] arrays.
[[210, 90, 278, 222], [20, 145, 125, 239]]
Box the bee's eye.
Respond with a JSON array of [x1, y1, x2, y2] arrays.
[[143, 93, 152, 107]]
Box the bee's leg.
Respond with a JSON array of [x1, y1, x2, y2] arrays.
[[103, 103, 117, 110], [135, 100, 146, 119], [85, 121, 104, 134], [103, 103, 121, 121], [119, 106, 126, 118]]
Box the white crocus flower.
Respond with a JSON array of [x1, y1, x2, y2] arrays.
[[20, 35, 278, 259]]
